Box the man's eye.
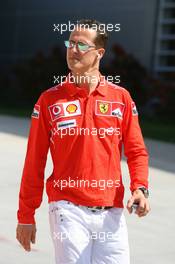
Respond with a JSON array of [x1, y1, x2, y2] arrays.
[[70, 41, 75, 46], [78, 42, 87, 47]]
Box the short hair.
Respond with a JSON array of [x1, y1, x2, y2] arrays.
[[76, 19, 108, 49]]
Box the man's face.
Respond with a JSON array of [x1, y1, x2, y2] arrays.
[[66, 26, 104, 74]]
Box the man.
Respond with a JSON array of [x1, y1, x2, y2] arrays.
[[16, 19, 150, 264]]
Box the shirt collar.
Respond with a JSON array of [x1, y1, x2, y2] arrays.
[[63, 73, 108, 97]]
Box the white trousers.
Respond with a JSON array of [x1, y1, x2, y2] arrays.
[[49, 200, 130, 264]]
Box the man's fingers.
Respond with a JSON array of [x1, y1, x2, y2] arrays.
[[136, 200, 150, 217], [16, 229, 20, 241], [16, 224, 36, 251], [136, 199, 145, 214], [127, 189, 150, 217], [141, 200, 151, 216], [127, 197, 134, 207], [16, 226, 24, 247], [127, 197, 135, 213], [23, 237, 31, 251], [19, 230, 31, 251], [31, 229, 36, 244], [138, 208, 149, 217]]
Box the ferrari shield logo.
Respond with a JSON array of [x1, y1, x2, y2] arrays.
[[99, 103, 109, 114]]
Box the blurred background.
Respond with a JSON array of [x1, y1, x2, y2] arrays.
[[0, 1, 175, 264], [1, 0, 175, 142]]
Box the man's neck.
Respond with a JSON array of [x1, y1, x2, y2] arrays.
[[71, 70, 100, 95]]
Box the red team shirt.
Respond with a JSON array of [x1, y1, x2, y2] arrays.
[[17, 75, 149, 224]]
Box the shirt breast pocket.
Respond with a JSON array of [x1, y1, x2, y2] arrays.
[[93, 114, 122, 142]]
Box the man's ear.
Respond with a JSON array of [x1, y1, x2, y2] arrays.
[[97, 48, 105, 59]]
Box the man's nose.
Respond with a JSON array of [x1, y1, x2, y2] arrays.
[[71, 44, 79, 53]]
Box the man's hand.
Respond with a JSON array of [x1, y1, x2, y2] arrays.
[[127, 189, 150, 217], [16, 224, 37, 251]]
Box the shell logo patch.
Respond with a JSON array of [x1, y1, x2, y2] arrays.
[[66, 104, 78, 114]]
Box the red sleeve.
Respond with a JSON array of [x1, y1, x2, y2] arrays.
[[17, 93, 50, 224], [122, 91, 149, 192]]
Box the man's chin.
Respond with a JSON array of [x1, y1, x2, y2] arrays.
[[68, 65, 85, 75]]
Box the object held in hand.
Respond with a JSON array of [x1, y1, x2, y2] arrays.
[[131, 203, 139, 213]]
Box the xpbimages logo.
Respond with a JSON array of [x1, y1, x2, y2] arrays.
[[53, 178, 120, 190], [52, 230, 118, 243], [53, 20, 121, 35], [53, 74, 121, 85]]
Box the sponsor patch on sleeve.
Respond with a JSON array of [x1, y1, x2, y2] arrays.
[[131, 102, 138, 116], [31, 104, 40, 119]]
